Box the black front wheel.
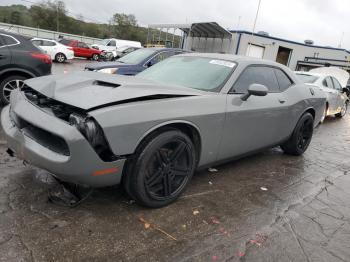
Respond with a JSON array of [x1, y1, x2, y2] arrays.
[[91, 54, 99, 61], [281, 112, 314, 156], [124, 130, 196, 208]]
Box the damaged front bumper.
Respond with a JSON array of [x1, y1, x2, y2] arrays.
[[1, 89, 126, 187]]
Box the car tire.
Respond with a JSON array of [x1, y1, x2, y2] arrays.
[[335, 101, 348, 118], [55, 53, 66, 63], [91, 54, 99, 61], [281, 112, 314, 156], [0, 75, 27, 105], [123, 129, 196, 208]]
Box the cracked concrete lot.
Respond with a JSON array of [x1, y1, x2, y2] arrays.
[[1, 60, 350, 262]]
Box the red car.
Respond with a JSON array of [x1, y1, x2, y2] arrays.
[[59, 39, 101, 60]]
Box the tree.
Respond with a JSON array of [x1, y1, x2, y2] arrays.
[[110, 13, 138, 40]]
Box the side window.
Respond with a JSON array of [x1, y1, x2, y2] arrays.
[[232, 66, 280, 93], [108, 40, 116, 46], [332, 77, 342, 91], [323, 77, 333, 89], [2, 35, 18, 46], [42, 40, 56, 46], [31, 40, 42, 46], [78, 42, 88, 48], [72, 41, 78, 47], [274, 69, 294, 91], [150, 52, 173, 64]]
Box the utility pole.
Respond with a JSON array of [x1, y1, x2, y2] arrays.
[[56, 1, 59, 32], [247, 0, 262, 56]]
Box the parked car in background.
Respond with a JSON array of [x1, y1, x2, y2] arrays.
[[31, 38, 74, 63], [115, 46, 141, 59], [85, 48, 187, 75], [91, 38, 142, 59], [59, 39, 101, 61], [0, 30, 51, 105], [2, 54, 325, 207], [295, 71, 349, 120]]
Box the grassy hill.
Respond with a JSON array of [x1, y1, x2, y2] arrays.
[[0, 3, 180, 45]]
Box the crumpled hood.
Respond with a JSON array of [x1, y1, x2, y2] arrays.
[[85, 61, 134, 71], [24, 72, 205, 110]]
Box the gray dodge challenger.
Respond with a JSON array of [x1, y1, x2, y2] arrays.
[[1, 53, 326, 207]]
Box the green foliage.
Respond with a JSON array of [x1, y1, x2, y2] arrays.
[[0, 2, 180, 45]]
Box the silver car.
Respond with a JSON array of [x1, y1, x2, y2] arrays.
[[295, 71, 349, 120], [1, 54, 325, 207]]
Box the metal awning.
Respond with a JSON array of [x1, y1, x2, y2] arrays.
[[180, 22, 232, 39]]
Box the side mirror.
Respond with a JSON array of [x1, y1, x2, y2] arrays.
[[342, 87, 348, 93], [241, 84, 268, 101]]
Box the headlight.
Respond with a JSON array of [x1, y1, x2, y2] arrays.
[[69, 113, 116, 161], [97, 68, 118, 74]]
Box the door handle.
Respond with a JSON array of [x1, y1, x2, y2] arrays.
[[278, 99, 286, 104], [0, 54, 5, 59]]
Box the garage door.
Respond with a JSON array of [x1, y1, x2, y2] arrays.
[[246, 44, 265, 58]]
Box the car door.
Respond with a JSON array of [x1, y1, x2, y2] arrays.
[[0, 34, 13, 69], [218, 65, 292, 160], [331, 77, 346, 113], [78, 42, 89, 57], [322, 76, 337, 114]]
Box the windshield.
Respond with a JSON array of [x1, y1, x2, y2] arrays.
[[138, 56, 236, 91], [118, 48, 156, 64], [100, 39, 110, 46], [296, 73, 319, 84]]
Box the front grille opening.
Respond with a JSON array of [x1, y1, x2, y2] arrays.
[[16, 115, 70, 156]]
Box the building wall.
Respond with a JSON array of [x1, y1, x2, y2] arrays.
[[183, 31, 350, 71]]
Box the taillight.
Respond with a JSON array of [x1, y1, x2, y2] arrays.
[[30, 53, 52, 64]]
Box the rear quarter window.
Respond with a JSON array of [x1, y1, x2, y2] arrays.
[[274, 69, 294, 91]]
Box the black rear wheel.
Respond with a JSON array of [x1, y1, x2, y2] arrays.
[[124, 130, 196, 208], [281, 112, 314, 156]]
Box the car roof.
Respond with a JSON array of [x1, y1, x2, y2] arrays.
[[295, 71, 324, 77], [177, 52, 287, 66]]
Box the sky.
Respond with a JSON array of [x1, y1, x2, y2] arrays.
[[2, 0, 350, 49]]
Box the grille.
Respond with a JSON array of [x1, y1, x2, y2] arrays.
[[10, 108, 70, 156]]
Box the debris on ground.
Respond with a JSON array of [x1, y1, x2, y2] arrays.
[[211, 255, 219, 261], [209, 181, 213, 185], [260, 186, 268, 191], [209, 216, 220, 224], [236, 251, 245, 258], [138, 217, 177, 241], [249, 233, 268, 247], [208, 168, 218, 173], [193, 209, 200, 215]]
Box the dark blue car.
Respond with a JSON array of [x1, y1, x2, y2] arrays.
[[85, 48, 187, 75]]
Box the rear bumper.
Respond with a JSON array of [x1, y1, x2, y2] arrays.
[[1, 90, 126, 187]]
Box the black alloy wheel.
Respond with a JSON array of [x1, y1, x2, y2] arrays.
[[281, 112, 314, 156], [124, 130, 196, 208]]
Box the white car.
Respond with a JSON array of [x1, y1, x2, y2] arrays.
[[91, 38, 141, 58], [295, 71, 349, 120], [31, 38, 74, 63]]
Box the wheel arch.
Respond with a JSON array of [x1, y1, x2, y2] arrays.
[[303, 107, 316, 119], [135, 120, 202, 164], [0, 68, 35, 80]]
